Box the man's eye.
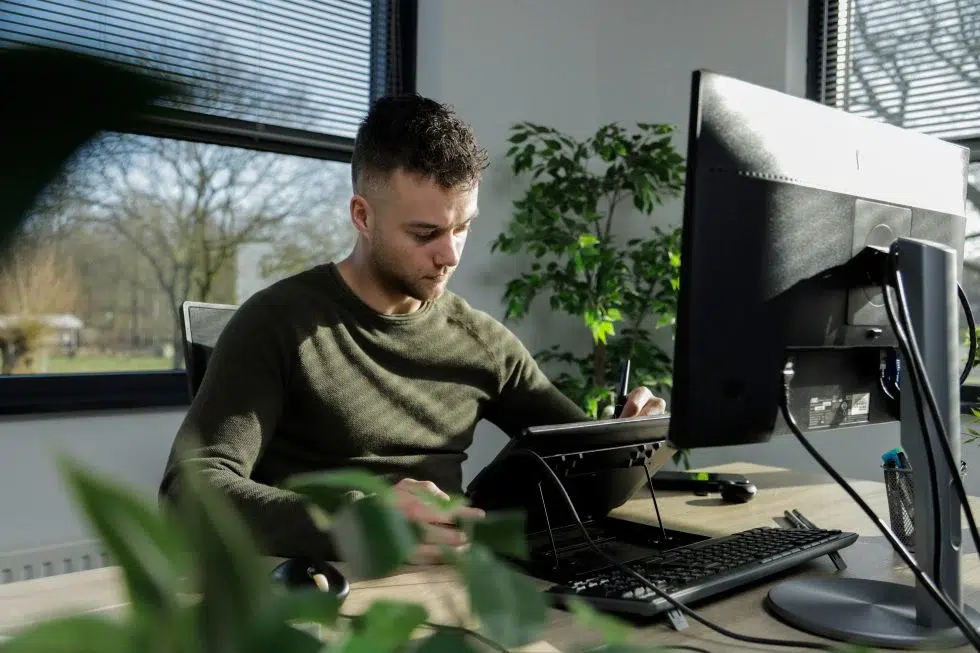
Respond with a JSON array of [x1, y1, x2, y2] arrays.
[[413, 232, 436, 242]]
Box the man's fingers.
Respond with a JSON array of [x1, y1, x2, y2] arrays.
[[404, 478, 450, 501], [408, 543, 444, 565], [621, 386, 666, 418], [422, 522, 467, 547], [641, 396, 667, 416], [450, 505, 486, 521], [399, 495, 446, 524], [408, 543, 468, 565]]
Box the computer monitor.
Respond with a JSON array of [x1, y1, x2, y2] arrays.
[[667, 70, 968, 450], [668, 69, 975, 647]]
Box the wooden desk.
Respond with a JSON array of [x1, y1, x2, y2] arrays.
[[2, 462, 979, 652]]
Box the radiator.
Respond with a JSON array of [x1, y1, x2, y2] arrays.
[[0, 541, 112, 584]]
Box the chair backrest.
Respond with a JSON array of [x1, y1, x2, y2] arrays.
[[179, 301, 238, 399]]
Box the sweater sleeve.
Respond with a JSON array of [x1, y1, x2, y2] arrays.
[[158, 295, 344, 560], [481, 323, 588, 437]]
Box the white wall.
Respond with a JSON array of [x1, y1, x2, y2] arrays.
[[0, 409, 182, 553]]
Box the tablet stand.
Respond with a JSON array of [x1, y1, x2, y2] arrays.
[[523, 439, 695, 630]]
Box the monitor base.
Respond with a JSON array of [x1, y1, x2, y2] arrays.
[[765, 578, 980, 649]]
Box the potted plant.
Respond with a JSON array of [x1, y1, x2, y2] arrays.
[[492, 121, 685, 420]]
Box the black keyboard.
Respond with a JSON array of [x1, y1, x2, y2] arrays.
[[546, 526, 858, 617]]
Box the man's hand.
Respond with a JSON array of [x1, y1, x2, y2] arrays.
[[392, 478, 485, 565], [618, 386, 667, 418]]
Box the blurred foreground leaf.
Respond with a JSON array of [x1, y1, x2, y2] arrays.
[[0, 615, 133, 653], [58, 457, 188, 620], [173, 467, 270, 653], [460, 510, 529, 560], [456, 543, 547, 648], [335, 600, 428, 653], [328, 494, 419, 578], [410, 629, 482, 653], [566, 596, 632, 645]]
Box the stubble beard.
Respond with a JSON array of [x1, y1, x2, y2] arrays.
[[370, 247, 445, 303]]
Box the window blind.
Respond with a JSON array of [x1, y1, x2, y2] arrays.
[[0, 0, 410, 143], [811, 0, 980, 143]]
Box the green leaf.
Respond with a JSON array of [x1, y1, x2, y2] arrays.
[[286, 468, 393, 515], [330, 494, 419, 578], [508, 132, 528, 144], [244, 589, 341, 653], [287, 468, 393, 501], [409, 629, 482, 653], [590, 319, 615, 344], [58, 457, 187, 619], [459, 510, 529, 560], [177, 468, 269, 653], [605, 308, 623, 322], [457, 544, 547, 648], [565, 596, 633, 645], [578, 233, 599, 248], [337, 600, 428, 653], [0, 617, 133, 653]]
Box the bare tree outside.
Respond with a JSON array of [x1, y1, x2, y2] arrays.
[[0, 39, 357, 373], [840, 0, 980, 246]]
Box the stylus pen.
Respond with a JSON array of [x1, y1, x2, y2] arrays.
[[783, 510, 806, 529], [613, 359, 631, 417], [791, 509, 818, 530]]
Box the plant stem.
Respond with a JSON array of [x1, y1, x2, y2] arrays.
[[590, 187, 621, 390], [593, 340, 606, 389], [336, 613, 512, 653], [603, 187, 621, 243]]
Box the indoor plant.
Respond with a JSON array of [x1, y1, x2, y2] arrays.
[[492, 121, 685, 420]]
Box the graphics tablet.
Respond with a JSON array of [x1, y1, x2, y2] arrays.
[[466, 414, 676, 534]]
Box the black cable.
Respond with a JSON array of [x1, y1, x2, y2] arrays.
[[960, 282, 976, 386], [509, 450, 837, 651], [881, 278, 944, 582], [885, 282, 974, 394], [889, 265, 980, 564], [780, 363, 980, 651]]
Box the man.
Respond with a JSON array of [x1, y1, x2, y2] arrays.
[[158, 94, 666, 564]]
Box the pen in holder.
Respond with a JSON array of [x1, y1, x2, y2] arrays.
[[882, 458, 967, 551]]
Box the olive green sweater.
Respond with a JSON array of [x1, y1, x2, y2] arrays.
[[159, 262, 586, 560]]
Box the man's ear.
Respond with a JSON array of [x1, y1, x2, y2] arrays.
[[349, 195, 372, 236]]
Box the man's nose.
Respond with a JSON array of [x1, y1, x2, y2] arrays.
[[434, 234, 461, 268]]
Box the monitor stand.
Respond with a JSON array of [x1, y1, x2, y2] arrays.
[[765, 238, 980, 648]]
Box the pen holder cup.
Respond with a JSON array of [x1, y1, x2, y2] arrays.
[[882, 460, 967, 551]]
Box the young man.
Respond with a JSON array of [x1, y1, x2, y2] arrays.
[[158, 94, 666, 564]]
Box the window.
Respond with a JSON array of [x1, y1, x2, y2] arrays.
[[808, 0, 980, 401], [0, 0, 416, 413]]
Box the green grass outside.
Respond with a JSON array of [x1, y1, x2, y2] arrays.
[[41, 355, 175, 374]]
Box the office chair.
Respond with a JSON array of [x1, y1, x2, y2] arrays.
[[177, 300, 350, 601], [179, 301, 239, 400]]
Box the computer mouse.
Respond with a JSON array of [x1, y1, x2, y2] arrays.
[[720, 480, 757, 504], [270, 557, 350, 603]]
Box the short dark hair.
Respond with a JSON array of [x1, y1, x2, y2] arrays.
[[351, 94, 488, 194]]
